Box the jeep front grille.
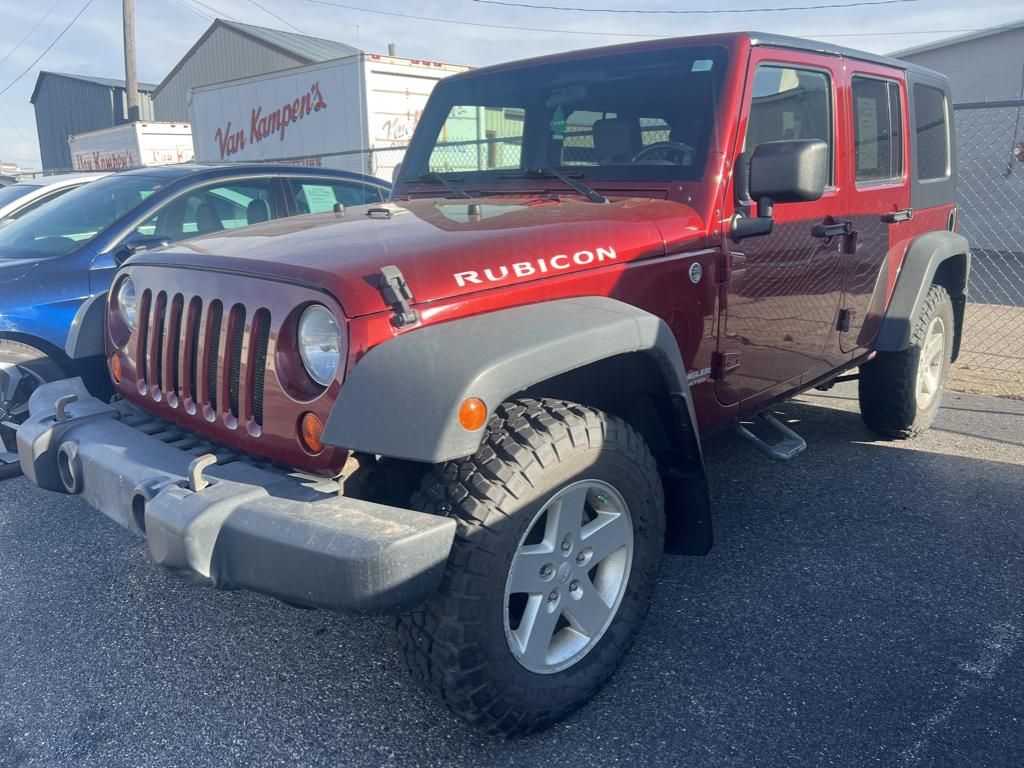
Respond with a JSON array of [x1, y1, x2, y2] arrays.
[[135, 290, 269, 431]]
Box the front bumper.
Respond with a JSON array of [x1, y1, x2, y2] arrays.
[[17, 379, 456, 613]]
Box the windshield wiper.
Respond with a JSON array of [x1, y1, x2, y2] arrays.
[[401, 172, 472, 199], [500, 167, 608, 204]]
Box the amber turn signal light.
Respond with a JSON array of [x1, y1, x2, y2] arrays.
[[458, 397, 488, 431], [300, 412, 325, 453], [109, 353, 123, 383]]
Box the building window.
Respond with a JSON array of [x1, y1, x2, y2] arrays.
[[852, 77, 903, 182], [913, 85, 950, 181]]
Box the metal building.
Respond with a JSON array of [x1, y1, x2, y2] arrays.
[[154, 19, 359, 121], [30, 72, 156, 173], [893, 19, 1024, 101]]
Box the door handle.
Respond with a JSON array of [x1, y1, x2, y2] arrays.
[[881, 208, 914, 224], [811, 220, 853, 238]]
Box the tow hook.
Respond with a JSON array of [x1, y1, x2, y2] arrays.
[[188, 453, 218, 492]]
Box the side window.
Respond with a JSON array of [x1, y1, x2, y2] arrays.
[[852, 77, 904, 183], [746, 65, 833, 182], [136, 178, 278, 242], [288, 179, 385, 213], [913, 84, 950, 180]]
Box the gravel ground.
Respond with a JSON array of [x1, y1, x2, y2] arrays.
[[1, 382, 1022, 768]]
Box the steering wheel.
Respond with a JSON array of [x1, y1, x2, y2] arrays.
[[631, 141, 695, 165]]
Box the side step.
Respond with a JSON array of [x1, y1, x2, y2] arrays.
[[733, 413, 807, 462]]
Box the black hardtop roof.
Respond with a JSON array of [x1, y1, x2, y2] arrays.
[[445, 31, 948, 86]]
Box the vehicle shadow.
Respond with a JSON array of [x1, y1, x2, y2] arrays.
[[2, 390, 1022, 767]]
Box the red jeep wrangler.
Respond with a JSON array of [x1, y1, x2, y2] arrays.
[[18, 33, 968, 735]]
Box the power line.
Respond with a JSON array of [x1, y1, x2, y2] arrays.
[[0, 0, 97, 97], [305, 1, 992, 41], [243, 0, 304, 33], [168, 0, 215, 22], [0, 0, 64, 69], [471, 0, 920, 13]]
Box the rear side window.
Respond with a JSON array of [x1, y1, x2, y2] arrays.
[[852, 77, 903, 183], [913, 85, 949, 180], [288, 179, 385, 213], [746, 65, 834, 182]]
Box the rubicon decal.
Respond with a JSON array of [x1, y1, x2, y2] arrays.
[[454, 247, 617, 287]]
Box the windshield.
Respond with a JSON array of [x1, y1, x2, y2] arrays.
[[402, 45, 728, 187], [0, 184, 38, 211], [0, 174, 164, 258]]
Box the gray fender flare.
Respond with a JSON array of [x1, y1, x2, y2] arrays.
[[325, 296, 701, 463], [65, 293, 107, 360], [872, 231, 970, 353]]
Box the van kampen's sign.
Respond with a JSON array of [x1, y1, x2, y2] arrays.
[[214, 82, 327, 159]]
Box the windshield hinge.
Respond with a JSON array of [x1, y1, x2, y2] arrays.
[[377, 265, 419, 328]]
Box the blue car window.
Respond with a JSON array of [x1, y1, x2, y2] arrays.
[[0, 175, 165, 258]]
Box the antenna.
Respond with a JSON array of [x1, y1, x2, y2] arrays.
[[356, 25, 368, 177]]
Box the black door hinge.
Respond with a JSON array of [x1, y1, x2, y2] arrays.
[[377, 265, 419, 328], [837, 308, 855, 332], [711, 351, 741, 380]]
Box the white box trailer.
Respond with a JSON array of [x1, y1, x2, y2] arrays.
[[68, 122, 194, 171], [188, 53, 470, 181]]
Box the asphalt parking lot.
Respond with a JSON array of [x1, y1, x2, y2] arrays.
[[1, 381, 1022, 768]]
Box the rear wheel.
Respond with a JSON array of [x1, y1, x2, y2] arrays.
[[0, 340, 65, 479], [395, 398, 665, 736], [858, 284, 954, 439]]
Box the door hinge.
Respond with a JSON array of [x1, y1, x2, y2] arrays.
[[711, 351, 741, 380], [377, 265, 419, 328], [837, 308, 855, 333]]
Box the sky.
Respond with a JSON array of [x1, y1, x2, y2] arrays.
[[0, 0, 1022, 170]]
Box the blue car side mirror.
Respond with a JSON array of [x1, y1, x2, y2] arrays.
[[116, 233, 172, 264]]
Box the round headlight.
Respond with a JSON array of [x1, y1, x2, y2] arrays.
[[117, 277, 138, 331], [298, 305, 342, 387]]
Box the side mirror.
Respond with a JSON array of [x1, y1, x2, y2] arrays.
[[731, 139, 829, 242], [115, 233, 171, 264], [391, 162, 403, 184]]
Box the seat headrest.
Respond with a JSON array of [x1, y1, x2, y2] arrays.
[[247, 198, 270, 224], [592, 117, 642, 163], [195, 203, 223, 234]]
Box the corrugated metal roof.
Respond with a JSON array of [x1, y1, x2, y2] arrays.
[[217, 19, 359, 63], [891, 18, 1024, 57], [31, 71, 158, 103]]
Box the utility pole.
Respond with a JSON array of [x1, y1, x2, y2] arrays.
[[123, 0, 140, 122]]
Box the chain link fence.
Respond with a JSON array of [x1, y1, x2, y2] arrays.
[[951, 99, 1024, 398]]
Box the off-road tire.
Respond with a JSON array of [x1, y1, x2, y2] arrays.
[[395, 398, 665, 736], [859, 284, 954, 439], [0, 340, 65, 479]]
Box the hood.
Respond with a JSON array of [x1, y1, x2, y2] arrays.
[[130, 196, 709, 317]]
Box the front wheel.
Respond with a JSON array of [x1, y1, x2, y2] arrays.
[[0, 341, 65, 479], [395, 399, 665, 736], [858, 284, 954, 439]]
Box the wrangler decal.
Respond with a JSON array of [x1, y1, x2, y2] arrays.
[[454, 246, 617, 288]]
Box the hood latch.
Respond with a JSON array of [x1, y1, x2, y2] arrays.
[[377, 265, 419, 328]]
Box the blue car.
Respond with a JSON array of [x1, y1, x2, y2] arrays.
[[0, 163, 390, 477]]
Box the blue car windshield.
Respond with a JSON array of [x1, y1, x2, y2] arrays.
[[0, 174, 164, 258]]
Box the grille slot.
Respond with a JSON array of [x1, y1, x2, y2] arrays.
[[206, 301, 223, 412], [168, 295, 183, 396], [137, 290, 152, 386], [185, 297, 201, 401], [152, 292, 167, 393], [228, 305, 246, 419], [252, 309, 271, 427]]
